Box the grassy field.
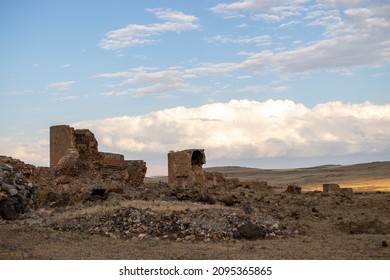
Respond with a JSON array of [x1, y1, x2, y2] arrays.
[[1, 161, 389, 260]]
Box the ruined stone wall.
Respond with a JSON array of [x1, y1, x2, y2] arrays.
[[204, 171, 225, 188], [50, 125, 147, 189], [74, 129, 99, 161], [168, 149, 206, 187], [0, 155, 37, 179], [167, 149, 252, 189], [125, 160, 147, 186], [50, 125, 75, 168], [100, 152, 125, 167], [323, 183, 341, 192]]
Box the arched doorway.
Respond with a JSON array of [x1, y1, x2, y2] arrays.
[[191, 150, 204, 167]]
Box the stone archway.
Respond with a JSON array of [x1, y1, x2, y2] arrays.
[[191, 150, 204, 167]]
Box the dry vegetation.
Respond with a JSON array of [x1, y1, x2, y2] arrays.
[[1, 161, 389, 260]]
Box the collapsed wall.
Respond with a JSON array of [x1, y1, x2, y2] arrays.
[[0, 158, 36, 220]]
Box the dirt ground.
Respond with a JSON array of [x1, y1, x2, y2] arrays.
[[1, 190, 389, 260]]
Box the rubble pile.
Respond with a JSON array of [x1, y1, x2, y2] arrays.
[[0, 163, 35, 220], [50, 206, 295, 242]]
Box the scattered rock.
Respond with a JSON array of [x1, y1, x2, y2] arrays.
[[382, 241, 388, 247], [192, 191, 216, 204], [234, 222, 266, 240], [49, 206, 291, 242], [0, 163, 35, 220], [243, 181, 268, 191], [219, 195, 240, 206], [286, 185, 302, 194], [243, 203, 254, 214]]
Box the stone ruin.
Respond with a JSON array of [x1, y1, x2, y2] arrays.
[[168, 149, 206, 187], [0, 159, 35, 220], [167, 148, 240, 188], [167, 149, 269, 190], [49, 125, 147, 192], [323, 183, 353, 195], [0, 125, 148, 217]]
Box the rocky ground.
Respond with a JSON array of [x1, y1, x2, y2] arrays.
[[1, 178, 389, 259]]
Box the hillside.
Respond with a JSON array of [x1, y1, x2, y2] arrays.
[[145, 161, 390, 191], [204, 161, 390, 191], [146, 161, 390, 191]]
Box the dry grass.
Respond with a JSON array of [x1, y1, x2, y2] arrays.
[[205, 161, 390, 191], [1, 161, 389, 260], [305, 178, 390, 192]]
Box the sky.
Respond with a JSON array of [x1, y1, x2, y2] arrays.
[[1, 0, 389, 176]]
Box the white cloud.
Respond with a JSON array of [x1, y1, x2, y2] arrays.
[[96, 67, 202, 96], [235, 23, 249, 28], [319, 0, 366, 8], [47, 81, 76, 91], [211, 0, 308, 18], [207, 1, 390, 73], [273, 86, 288, 92], [252, 14, 282, 22], [53, 95, 80, 102], [279, 20, 301, 28], [74, 99, 390, 162], [99, 8, 200, 50], [2, 100, 389, 174], [207, 34, 272, 46], [0, 135, 49, 167], [94, 2, 390, 97], [238, 85, 266, 93], [202, 3, 390, 73]]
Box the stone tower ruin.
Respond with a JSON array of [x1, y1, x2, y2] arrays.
[[168, 149, 206, 187]]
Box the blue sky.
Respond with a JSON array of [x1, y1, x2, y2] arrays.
[[1, 0, 389, 175]]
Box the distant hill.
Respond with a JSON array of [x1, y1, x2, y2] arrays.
[[145, 161, 390, 191], [205, 161, 390, 191]]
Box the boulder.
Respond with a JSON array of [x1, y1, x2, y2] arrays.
[[234, 222, 266, 240], [0, 199, 18, 220]]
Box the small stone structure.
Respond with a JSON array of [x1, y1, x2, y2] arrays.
[[323, 183, 341, 193], [323, 183, 353, 195], [50, 125, 147, 187], [286, 184, 302, 194], [168, 149, 206, 187], [167, 149, 266, 190], [244, 181, 269, 191]]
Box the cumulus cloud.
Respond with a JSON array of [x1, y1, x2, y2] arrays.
[[0, 135, 49, 167], [99, 8, 200, 50], [2, 100, 389, 173], [73, 99, 390, 162], [47, 81, 76, 91]]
